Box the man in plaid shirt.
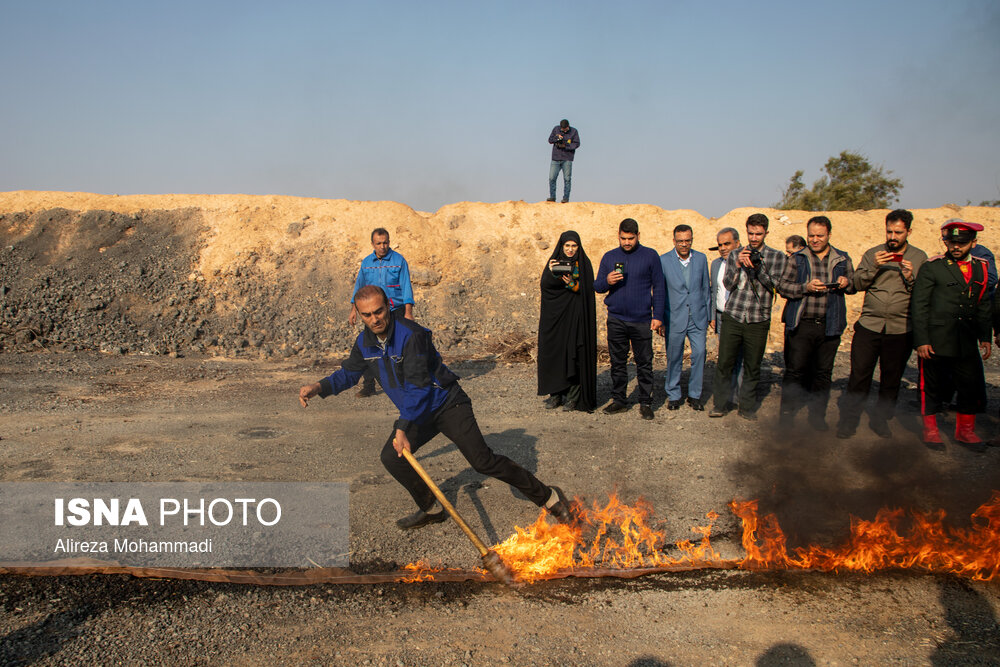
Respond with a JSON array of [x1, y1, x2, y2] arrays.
[[777, 216, 854, 431], [709, 213, 787, 420]]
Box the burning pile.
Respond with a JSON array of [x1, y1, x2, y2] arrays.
[[404, 491, 1000, 584]]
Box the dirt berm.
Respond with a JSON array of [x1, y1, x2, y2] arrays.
[[3, 191, 998, 360]]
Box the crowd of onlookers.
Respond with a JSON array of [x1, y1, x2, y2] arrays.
[[537, 211, 998, 448]]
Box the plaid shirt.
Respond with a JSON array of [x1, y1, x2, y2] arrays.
[[722, 244, 787, 323], [781, 249, 832, 320]]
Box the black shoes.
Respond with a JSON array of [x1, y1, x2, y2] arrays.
[[738, 410, 758, 421], [869, 419, 892, 439], [356, 385, 376, 398], [836, 424, 855, 439], [561, 198, 569, 203], [808, 414, 829, 432], [396, 507, 448, 530], [546, 486, 575, 525], [603, 401, 629, 414], [667, 399, 682, 411], [544, 394, 564, 409], [687, 398, 704, 411], [640, 404, 655, 420], [562, 400, 578, 412], [546, 197, 556, 202]]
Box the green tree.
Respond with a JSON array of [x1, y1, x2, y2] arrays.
[[775, 150, 903, 211]]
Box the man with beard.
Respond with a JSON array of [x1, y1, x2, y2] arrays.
[[594, 218, 665, 419], [836, 210, 927, 439], [708, 213, 787, 420], [777, 216, 855, 431], [912, 219, 992, 447], [299, 285, 575, 529]]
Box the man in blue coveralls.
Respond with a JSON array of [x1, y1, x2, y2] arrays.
[[350, 228, 415, 398]]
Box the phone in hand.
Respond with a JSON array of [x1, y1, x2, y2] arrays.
[[614, 262, 625, 275], [823, 282, 841, 289], [889, 253, 904, 262]]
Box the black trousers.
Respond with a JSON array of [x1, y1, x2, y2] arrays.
[[362, 306, 407, 390], [607, 316, 654, 405], [713, 314, 769, 413], [918, 355, 986, 416], [838, 323, 912, 429], [780, 319, 841, 416], [380, 394, 551, 511]]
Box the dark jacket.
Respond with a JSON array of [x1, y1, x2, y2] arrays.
[[912, 255, 992, 358], [548, 125, 580, 161], [779, 245, 854, 336], [318, 313, 460, 431]]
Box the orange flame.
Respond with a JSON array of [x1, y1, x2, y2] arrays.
[[402, 491, 1000, 584], [731, 491, 1000, 581], [492, 492, 726, 583]]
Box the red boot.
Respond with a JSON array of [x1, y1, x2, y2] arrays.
[[955, 414, 983, 444], [922, 415, 943, 444]]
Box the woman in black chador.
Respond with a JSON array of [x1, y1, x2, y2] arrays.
[[537, 230, 597, 411]]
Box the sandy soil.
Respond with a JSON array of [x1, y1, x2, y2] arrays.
[[2, 350, 999, 665]]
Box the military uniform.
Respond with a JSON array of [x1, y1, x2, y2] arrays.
[[911, 219, 992, 444]]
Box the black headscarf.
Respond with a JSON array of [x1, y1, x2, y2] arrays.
[[537, 230, 597, 410]]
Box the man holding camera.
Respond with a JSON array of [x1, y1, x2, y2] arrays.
[[776, 216, 855, 432], [547, 119, 580, 203], [708, 213, 786, 420], [836, 210, 926, 439], [594, 218, 664, 419]]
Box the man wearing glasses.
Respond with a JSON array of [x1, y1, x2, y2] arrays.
[[659, 225, 711, 410]]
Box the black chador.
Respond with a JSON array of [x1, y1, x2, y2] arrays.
[[537, 230, 597, 411]]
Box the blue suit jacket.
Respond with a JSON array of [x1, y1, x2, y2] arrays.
[[660, 249, 711, 333]]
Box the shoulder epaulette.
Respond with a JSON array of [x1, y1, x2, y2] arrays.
[[927, 253, 947, 261]]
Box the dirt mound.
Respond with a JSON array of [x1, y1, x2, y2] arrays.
[[2, 191, 998, 359]]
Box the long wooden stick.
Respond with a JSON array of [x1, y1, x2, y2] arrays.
[[401, 448, 489, 556]]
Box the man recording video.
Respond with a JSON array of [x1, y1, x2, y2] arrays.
[[709, 213, 787, 420]]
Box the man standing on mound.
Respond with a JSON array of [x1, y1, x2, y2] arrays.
[[299, 285, 575, 529]]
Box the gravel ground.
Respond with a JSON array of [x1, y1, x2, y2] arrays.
[[2, 350, 1000, 665]]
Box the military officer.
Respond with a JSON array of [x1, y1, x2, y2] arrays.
[[911, 219, 992, 446]]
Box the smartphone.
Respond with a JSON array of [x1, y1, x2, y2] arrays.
[[823, 282, 841, 289], [889, 253, 904, 262], [614, 262, 625, 274]]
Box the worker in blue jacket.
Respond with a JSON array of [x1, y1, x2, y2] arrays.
[[299, 285, 574, 530]]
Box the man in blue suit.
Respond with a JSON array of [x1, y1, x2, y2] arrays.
[[659, 225, 712, 410]]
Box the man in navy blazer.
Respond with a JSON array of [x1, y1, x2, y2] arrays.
[[659, 225, 711, 410]]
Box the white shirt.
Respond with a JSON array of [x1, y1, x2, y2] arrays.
[[715, 260, 730, 312]]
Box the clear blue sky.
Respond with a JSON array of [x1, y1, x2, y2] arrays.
[[2, 0, 998, 215]]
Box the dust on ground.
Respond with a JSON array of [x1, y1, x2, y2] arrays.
[[2, 350, 1000, 665]]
